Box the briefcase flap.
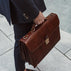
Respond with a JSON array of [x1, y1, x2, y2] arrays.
[[20, 13, 60, 53]]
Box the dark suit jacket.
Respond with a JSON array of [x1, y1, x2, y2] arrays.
[[9, 0, 46, 24]]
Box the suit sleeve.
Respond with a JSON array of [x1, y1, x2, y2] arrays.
[[14, 0, 39, 22]]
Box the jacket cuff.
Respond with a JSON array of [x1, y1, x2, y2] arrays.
[[23, 4, 39, 22], [14, 0, 40, 22]]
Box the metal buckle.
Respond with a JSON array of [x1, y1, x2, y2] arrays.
[[23, 35, 29, 39], [45, 38, 49, 45]]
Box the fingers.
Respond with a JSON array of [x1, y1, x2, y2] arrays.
[[37, 18, 45, 25], [33, 11, 45, 25]]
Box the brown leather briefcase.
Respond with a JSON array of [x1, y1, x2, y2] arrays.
[[20, 13, 60, 67]]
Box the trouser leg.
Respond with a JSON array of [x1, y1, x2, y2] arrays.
[[13, 22, 33, 71], [14, 42, 25, 71]]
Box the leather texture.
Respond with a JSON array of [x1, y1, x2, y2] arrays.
[[20, 13, 60, 67]]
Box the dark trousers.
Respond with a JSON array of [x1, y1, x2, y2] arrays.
[[13, 22, 33, 71]]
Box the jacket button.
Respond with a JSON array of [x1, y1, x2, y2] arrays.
[[23, 13, 29, 19], [25, 16, 29, 19]]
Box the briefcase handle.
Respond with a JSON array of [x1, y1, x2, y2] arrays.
[[31, 19, 47, 32]]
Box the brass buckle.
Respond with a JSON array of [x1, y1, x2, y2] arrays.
[[23, 35, 29, 39], [45, 38, 49, 45]]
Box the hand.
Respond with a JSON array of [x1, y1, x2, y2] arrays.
[[33, 11, 46, 25]]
